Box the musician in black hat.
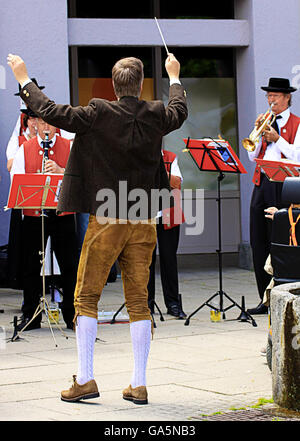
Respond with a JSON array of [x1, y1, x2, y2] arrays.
[[6, 79, 44, 172], [6, 80, 44, 289], [247, 77, 300, 314], [7, 79, 74, 171]]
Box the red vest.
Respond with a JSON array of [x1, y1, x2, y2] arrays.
[[162, 150, 185, 229], [23, 136, 71, 217], [18, 135, 27, 146], [252, 113, 300, 185], [19, 113, 26, 136]]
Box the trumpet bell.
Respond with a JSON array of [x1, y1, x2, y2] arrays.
[[242, 138, 256, 152], [242, 105, 275, 153]]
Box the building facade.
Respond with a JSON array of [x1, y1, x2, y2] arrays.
[[1, 0, 300, 267]]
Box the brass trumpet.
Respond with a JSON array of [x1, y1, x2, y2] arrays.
[[242, 104, 276, 152]]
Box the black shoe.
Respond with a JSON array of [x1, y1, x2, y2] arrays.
[[246, 302, 268, 315], [66, 322, 74, 330], [178, 309, 187, 320], [167, 304, 181, 318], [16, 316, 41, 332]]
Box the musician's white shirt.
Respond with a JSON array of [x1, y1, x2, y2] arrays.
[[248, 108, 300, 163], [156, 152, 183, 219]]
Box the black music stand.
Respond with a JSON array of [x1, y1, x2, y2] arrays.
[[6, 173, 69, 345], [182, 137, 257, 327]]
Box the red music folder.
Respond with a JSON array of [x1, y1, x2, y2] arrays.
[[255, 158, 300, 182], [6, 173, 63, 210], [183, 138, 247, 174]]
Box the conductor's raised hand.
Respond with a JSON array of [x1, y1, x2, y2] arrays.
[[7, 54, 30, 86], [165, 53, 180, 81]]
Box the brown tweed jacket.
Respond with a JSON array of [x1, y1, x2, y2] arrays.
[[20, 82, 188, 218]]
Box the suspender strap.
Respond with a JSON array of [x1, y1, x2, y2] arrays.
[[288, 205, 300, 246]]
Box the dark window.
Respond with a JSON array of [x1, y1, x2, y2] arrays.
[[162, 47, 234, 78], [159, 1, 234, 19], [68, 0, 234, 19], [68, 0, 153, 18], [77, 47, 153, 78], [75, 47, 154, 105]]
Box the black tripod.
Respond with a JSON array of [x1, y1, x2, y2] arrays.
[[110, 300, 164, 328], [183, 139, 257, 327]]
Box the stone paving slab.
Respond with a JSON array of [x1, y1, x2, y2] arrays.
[[0, 260, 277, 422]]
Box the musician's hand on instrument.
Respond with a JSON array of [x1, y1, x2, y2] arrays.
[[264, 206, 278, 220], [255, 113, 264, 127], [44, 159, 64, 174], [7, 54, 30, 86], [263, 125, 280, 143]]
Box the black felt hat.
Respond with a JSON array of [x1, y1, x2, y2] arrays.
[[21, 107, 38, 118], [14, 78, 45, 96], [261, 77, 297, 93]]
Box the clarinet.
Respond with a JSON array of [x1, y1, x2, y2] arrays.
[[42, 131, 51, 174]]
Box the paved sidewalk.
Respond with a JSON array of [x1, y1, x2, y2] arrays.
[[0, 254, 274, 422]]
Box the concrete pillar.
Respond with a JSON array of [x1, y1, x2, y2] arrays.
[[271, 283, 300, 410]]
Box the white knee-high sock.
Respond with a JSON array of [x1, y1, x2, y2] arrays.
[[130, 320, 151, 388], [76, 315, 97, 385]]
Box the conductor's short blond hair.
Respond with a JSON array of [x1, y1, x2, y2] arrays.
[[112, 57, 144, 98]]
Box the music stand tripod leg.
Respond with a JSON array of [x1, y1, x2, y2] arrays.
[[110, 302, 125, 324], [222, 292, 257, 327], [149, 299, 164, 322], [44, 296, 69, 340], [11, 302, 43, 342], [184, 291, 219, 326]]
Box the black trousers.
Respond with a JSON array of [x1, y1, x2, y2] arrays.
[[147, 221, 180, 310], [250, 173, 283, 300], [7, 209, 23, 289], [22, 213, 79, 325]]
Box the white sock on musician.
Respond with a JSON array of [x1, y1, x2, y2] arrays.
[[76, 315, 97, 385], [130, 319, 151, 388]]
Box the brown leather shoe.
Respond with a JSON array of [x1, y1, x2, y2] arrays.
[[61, 375, 100, 402], [122, 384, 148, 405]]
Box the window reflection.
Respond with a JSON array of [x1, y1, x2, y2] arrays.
[[162, 77, 238, 191]]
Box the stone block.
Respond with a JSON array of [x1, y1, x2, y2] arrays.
[[271, 282, 300, 410]]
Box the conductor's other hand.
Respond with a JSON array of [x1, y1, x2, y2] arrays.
[[7, 53, 30, 86], [165, 53, 180, 81]]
